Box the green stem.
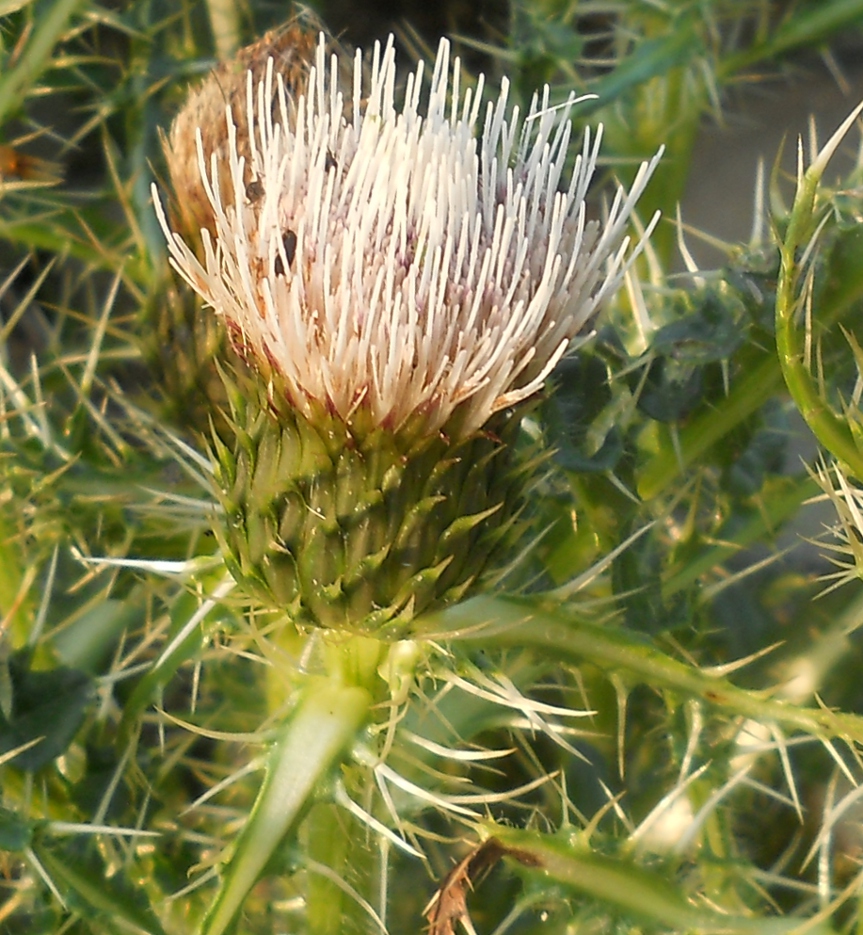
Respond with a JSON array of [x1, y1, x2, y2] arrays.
[[775, 260, 863, 478], [200, 680, 372, 935], [204, 0, 241, 60], [487, 824, 836, 934], [0, 0, 84, 127], [775, 104, 863, 481], [306, 803, 356, 935], [423, 596, 863, 743]]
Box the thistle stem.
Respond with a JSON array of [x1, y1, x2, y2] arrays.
[[775, 104, 863, 482], [426, 596, 863, 743], [306, 803, 358, 935], [775, 244, 863, 480], [204, 0, 241, 60], [200, 679, 372, 935], [487, 824, 834, 934]]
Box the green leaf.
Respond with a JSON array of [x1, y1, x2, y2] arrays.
[[51, 599, 138, 674], [34, 840, 168, 935], [722, 0, 863, 75], [543, 355, 623, 473], [0, 0, 85, 126], [581, 26, 702, 116], [0, 806, 33, 851], [0, 651, 94, 771]]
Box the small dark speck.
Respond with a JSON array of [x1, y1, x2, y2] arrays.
[[246, 179, 265, 201], [325, 149, 337, 173], [275, 229, 298, 276]]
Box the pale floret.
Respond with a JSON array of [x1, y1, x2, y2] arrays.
[[155, 35, 661, 438]]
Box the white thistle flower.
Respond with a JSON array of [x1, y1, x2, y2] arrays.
[[154, 35, 661, 440]]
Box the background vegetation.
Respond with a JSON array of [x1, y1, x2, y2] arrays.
[[4, 1, 863, 932]]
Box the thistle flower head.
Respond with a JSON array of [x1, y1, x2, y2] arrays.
[[155, 34, 661, 442], [153, 32, 662, 631]]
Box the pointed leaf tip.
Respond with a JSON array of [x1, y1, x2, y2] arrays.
[[808, 99, 863, 182]]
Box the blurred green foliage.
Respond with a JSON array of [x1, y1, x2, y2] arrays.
[[2, 1, 863, 933]]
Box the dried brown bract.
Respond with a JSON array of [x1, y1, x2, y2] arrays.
[[163, 12, 346, 246], [424, 838, 541, 935]]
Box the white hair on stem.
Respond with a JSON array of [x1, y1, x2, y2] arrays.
[[154, 34, 662, 439]]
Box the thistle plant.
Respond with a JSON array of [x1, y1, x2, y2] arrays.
[[151, 28, 664, 930], [8, 3, 863, 935], [155, 31, 661, 636]]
